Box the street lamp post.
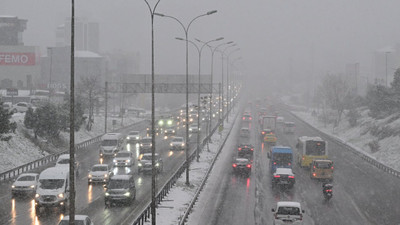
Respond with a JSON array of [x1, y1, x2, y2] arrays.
[[219, 44, 236, 127], [143, 0, 161, 224], [176, 37, 223, 162], [196, 40, 233, 150], [226, 48, 240, 122], [385, 51, 391, 87], [229, 56, 242, 109], [156, 10, 217, 185]]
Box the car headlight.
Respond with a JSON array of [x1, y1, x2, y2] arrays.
[[136, 137, 139, 139], [138, 163, 142, 167], [181, 143, 185, 146], [35, 193, 40, 198], [11, 185, 15, 189], [127, 137, 130, 140], [104, 174, 108, 178], [113, 159, 117, 163], [140, 143, 143, 146], [88, 174, 92, 178], [113, 147, 118, 151], [155, 163, 160, 167], [189, 128, 192, 131], [123, 192, 130, 197], [170, 143, 173, 146], [30, 185, 35, 189], [105, 192, 110, 196], [58, 193, 64, 199], [126, 159, 130, 163]]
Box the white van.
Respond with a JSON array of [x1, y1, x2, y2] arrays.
[[35, 167, 69, 213], [99, 133, 124, 157]]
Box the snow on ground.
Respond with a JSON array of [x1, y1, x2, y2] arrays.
[[143, 112, 238, 225], [0, 112, 144, 174], [287, 104, 400, 171]]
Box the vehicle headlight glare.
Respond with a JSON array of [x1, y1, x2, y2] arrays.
[[58, 193, 64, 198], [138, 163, 142, 167], [30, 185, 35, 189], [104, 174, 108, 178], [35, 193, 40, 198], [105, 192, 110, 196], [124, 192, 130, 197], [88, 174, 92, 178], [11, 185, 15, 188]]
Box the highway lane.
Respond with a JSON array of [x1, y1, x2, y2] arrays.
[[0, 113, 214, 225]]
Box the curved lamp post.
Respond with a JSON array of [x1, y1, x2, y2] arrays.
[[219, 43, 236, 127], [176, 37, 223, 162], [196, 40, 233, 137], [143, 0, 161, 224], [226, 48, 240, 121], [156, 10, 217, 185]]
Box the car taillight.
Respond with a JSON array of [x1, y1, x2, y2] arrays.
[[273, 162, 277, 165], [238, 148, 242, 151], [288, 175, 295, 179], [232, 164, 237, 168], [302, 156, 305, 160], [299, 214, 303, 220], [313, 173, 316, 177], [251, 148, 254, 151], [326, 189, 332, 192], [249, 117, 252, 120], [331, 166, 334, 170], [288, 163, 291, 166], [247, 164, 251, 168], [274, 175, 280, 178], [242, 117, 245, 120], [313, 166, 316, 169], [262, 131, 265, 135]]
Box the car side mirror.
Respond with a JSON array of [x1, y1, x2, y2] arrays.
[[302, 210, 305, 213], [271, 208, 275, 212]]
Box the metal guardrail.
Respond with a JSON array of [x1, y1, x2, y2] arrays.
[[287, 110, 400, 179], [0, 120, 148, 181], [130, 100, 240, 225]]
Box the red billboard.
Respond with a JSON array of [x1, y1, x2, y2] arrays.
[[0, 52, 35, 65]]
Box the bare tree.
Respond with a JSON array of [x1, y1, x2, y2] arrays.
[[318, 73, 350, 124], [77, 76, 102, 131]]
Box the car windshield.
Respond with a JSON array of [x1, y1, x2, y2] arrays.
[[316, 161, 333, 169], [116, 152, 130, 157], [39, 179, 64, 189], [101, 140, 118, 146], [17, 175, 36, 181], [92, 166, 107, 172], [277, 206, 301, 215], [141, 155, 153, 161], [58, 220, 84, 225], [172, 138, 183, 142], [129, 131, 139, 135], [108, 179, 129, 189], [272, 153, 292, 165], [142, 138, 152, 143]]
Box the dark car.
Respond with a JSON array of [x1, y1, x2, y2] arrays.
[[237, 144, 254, 160], [271, 168, 295, 188], [138, 153, 163, 173], [232, 158, 252, 177], [105, 175, 136, 206]]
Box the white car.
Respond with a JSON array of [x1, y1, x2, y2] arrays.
[[138, 153, 163, 173], [170, 137, 185, 151], [126, 131, 141, 143], [58, 215, 94, 225], [55, 154, 80, 176], [88, 164, 111, 184], [12, 102, 32, 113], [1, 102, 13, 113], [11, 173, 39, 197], [189, 124, 200, 133], [272, 201, 305, 225], [113, 151, 134, 167]]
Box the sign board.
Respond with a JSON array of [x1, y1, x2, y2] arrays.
[[6, 88, 18, 96], [0, 52, 36, 66]]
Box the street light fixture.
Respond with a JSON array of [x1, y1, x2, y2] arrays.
[[219, 43, 236, 127], [196, 39, 233, 139], [143, 0, 161, 224], [175, 37, 223, 162], [156, 10, 217, 185]]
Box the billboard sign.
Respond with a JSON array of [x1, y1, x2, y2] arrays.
[[6, 88, 18, 96], [0, 52, 35, 66]]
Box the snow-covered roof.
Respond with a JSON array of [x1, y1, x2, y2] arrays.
[[75, 50, 102, 58], [276, 201, 301, 208]]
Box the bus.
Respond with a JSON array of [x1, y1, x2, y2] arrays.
[[270, 146, 293, 173], [296, 136, 328, 168]]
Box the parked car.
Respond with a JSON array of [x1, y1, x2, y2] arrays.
[[170, 137, 185, 151], [105, 175, 136, 206], [88, 164, 111, 184], [272, 201, 305, 225], [138, 153, 163, 173], [12, 102, 32, 113], [58, 215, 94, 225], [11, 173, 39, 198]]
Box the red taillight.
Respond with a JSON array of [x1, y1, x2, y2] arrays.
[[251, 148, 254, 151], [288, 163, 291, 166], [249, 117, 252, 120], [302, 156, 305, 160], [247, 164, 252, 168], [300, 214, 303, 220], [313, 173, 316, 177], [274, 175, 280, 178], [232, 164, 237, 168], [242, 117, 245, 120], [262, 131, 265, 135], [331, 166, 334, 170], [288, 175, 295, 179], [313, 166, 316, 169], [238, 148, 242, 151], [273, 162, 277, 165], [326, 189, 332, 192]]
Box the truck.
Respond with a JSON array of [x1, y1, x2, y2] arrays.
[[269, 146, 293, 173], [260, 115, 276, 141]]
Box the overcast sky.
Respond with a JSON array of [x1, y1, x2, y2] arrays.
[[2, 0, 400, 93]]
